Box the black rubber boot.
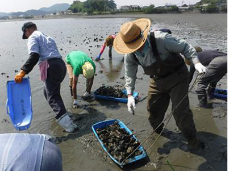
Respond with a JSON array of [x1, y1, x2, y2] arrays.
[[198, 95, 212, 108], [207, 86, 215, 100], [154, 123, 164, 134], [188, 137, 205, 152]]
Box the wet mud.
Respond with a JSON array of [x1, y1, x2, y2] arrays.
[[0, 14, 226, 171]]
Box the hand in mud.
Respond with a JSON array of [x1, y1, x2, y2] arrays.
[[95, 56, 100, 61], [83, 92, 90, 98], [82, 92, 95, 101]]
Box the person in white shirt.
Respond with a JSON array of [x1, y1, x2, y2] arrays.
[[14, 22, 78, 133]]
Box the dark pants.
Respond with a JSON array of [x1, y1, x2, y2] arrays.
[[147, 65, 197, 142], [44, 58, 66, 119], [108, 46, 112, 58], [196, 56, 227, 96]]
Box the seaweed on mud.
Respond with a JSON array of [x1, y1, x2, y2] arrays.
[[96, 121, 142, 163], [95, 86, 127, 98], [216, 90, 227, 95]]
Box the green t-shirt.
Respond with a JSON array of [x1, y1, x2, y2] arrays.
[[65, 51, 96, 76]]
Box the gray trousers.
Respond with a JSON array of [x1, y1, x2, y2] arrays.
[[196, 56, 227, 95], [147, 65, 197, 142], [44, 58, 67, 119]]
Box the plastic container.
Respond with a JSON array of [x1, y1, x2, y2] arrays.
[[92, 119, 147, 167], [213, 88, 227, 100], [94, 90, 138, 103], [6, 78, 33, 130]]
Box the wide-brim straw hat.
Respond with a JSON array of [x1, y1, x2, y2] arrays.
[[113, 18, 151, 54]]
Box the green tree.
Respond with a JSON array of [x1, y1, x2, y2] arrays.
[[69, 0, 84, 13], [206, 2, 219, 12], [106, 0, 117, 11], [144, 5, 155, 14]]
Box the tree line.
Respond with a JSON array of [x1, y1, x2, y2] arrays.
[[69, 0, 226, 15], [69, 0, 116, 14]]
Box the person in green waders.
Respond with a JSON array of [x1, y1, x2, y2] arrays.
[[114, 18, 207, 151]]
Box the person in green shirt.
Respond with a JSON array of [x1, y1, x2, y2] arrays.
[[65, 51, 96, 107]]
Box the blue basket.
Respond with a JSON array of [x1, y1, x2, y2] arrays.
[[213, 88, 227, 100], [6, 78, 33, 130], [92, 119, 147, 167], [94, 89, 138, 103]]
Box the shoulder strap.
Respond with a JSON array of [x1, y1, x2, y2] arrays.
[[132, 53, 141, 65], [131, 32, 160, 65], [150, 32, 162, 63]]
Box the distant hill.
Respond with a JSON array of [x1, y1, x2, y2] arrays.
[[0, 12, 8, 17], [0, 3, 70, 17], [39, 3, 70, 12], [10, 10, 49, 16]]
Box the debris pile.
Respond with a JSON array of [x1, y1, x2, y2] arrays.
[[96, 121, 142, 163], [95, 86, 127, 98], [215, 90, 227, 95]]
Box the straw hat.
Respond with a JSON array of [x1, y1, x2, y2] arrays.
[[82, 62, 94, 79], [113, 18, 151, 54]]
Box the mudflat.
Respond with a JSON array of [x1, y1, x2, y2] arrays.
[[0, 13, 226, 171]]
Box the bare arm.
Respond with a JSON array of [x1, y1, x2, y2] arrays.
[[72, 75, 78, 100], [86, 76, 94, 94]]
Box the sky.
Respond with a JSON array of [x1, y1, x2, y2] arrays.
[[0, 0, 201, 13]]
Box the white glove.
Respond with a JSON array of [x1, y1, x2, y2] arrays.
[[194, 63, 206, 73], [73, 99, 79, 106], [83, 92, 90, 98], [127, 96, 136, 114]]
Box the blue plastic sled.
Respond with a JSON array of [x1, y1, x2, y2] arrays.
[[92, 119, 147, 167], [213, 88, 227, 100], [94, 90, 138, 103], [6, 78, 33, 131]]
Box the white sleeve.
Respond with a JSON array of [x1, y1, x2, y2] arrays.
[[27, 34, 40, 55]]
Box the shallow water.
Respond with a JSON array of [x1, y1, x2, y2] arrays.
[[0, 14, 227, 171]]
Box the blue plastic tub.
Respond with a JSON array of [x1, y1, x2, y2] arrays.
[[92, 119, 147, 167], [94, 90, 138, 103], [6, 78, 33, 130], [213, 88, 227, 100]]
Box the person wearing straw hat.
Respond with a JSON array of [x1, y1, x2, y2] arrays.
[[14, 22, 78, 133], [65, 51, 96, 107], [113, 18, 206, 151], [186, 47, 227, 108]]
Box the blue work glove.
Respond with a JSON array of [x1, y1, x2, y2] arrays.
[[95, 55, 101, 61]]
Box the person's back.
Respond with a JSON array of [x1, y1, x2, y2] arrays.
[[66, 51, 95, 76], [189, 49, 227, 83], [28, 30, 62, 63], [0, 133, 63, 171], [197, 50, 227, 66]]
